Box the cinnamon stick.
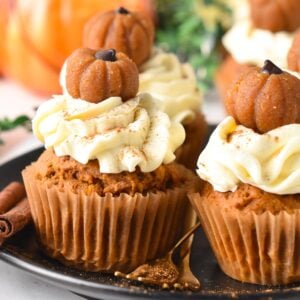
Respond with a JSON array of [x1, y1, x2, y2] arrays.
[[0, 182, 32, 245], [0, 182, 26, 213]]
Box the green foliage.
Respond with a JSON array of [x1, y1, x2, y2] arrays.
[[156, 0, 232, 91], [0, 115, 31, 144]]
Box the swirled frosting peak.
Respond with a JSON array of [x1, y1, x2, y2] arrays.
[[139, 48, 202, 124], [223, 19, 294, 68], [197, 117, 300, 195], [33, 93, 185, 173]]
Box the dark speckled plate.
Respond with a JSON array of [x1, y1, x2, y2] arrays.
[[0, 145, 300, 300]]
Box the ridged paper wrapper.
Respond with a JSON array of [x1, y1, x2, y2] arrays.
[[23, 164, 198, 273], [189, 193, 300, 285], [175, 112, 208, 170]]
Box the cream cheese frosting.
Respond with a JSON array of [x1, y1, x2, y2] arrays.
[[33, 93, 185, 173], [197, 116, 300, 195], [223, 19, 294, 68], [138, 48, 202, 124]]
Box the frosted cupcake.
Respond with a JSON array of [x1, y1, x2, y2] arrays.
[[80, 6, 207, 169], [216, 0, 300, 100], [22, 48, 200, 272], [287, 30, 300, 78], [189, 60, 300, 285]]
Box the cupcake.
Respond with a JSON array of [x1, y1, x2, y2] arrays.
[[216, 0, 300, 101], [78, 6, 207, 169], [22, 48, 200, 273], [288, 30, 300, 76], [189, 60, 300, 285]]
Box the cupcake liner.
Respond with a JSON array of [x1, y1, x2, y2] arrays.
[[189, 193, 300, 285], [23, 165, 197, 273], [175, 112, 208, 170]]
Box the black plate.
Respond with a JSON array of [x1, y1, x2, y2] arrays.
[[0, 146, 300, 300]]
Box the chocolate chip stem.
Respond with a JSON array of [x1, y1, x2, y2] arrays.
[[95, 49, 117, 62], [116, 7, 129, 14], [261, 60, 283, 75]]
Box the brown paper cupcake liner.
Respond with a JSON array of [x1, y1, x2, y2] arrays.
[[23, 165, 197, 273], [175, 112, 208, 170], [189, 193, 300, 285]]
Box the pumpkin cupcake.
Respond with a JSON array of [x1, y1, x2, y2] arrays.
[[189, 60, 300, 285], [22, 48, 200, 272], [288, 30, 300, 74], [216, 0, 300, 101], [77, 6, 207, 169]]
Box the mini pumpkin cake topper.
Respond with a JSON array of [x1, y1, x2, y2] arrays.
[[65, 48, 139, 103], [288, 30, 300, 72], [249, 0, 300, 32], [225, 60, 300, 133], [83, 7, 154, 66]]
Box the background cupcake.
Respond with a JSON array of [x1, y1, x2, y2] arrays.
[[216, 0, 300, 101], [79, 6, 207, 169], [189, 61, 300, 285], [23, 48, 200, 273], [287, 30, 300, 76]]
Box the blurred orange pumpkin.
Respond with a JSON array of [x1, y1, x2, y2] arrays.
[[0, 0, 155, 96]]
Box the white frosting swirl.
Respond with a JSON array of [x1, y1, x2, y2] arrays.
[[33, 94, 185, 173], [223, 19, 294, 68], [138, 48, 202, 124], [197, 116, 300, 195]]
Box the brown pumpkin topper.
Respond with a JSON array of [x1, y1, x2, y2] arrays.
[[288, 30, 300, 72], [249, 0, 300, 32], [83, 7, 154, 66], [225, 60, 300, 133], [65, 48, 139, 103]]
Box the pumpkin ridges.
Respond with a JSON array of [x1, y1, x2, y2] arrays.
[[282, 74, 300, 124], [133, 15, 154, 64], [275, 74, 300, 125], [236, 70, 268, 131], [128, 23, 144, 65], [279, 75, 293, 125], [225, 68, 265, 130], [119, 14, 133, 59], [96, 14, 115, 49], [79, 59, 107, 102], [116, 54, 138, 99], [83, 12, 115, 50], [66, 48, 95, 99], [224, 71, 242, 121], [254, 75, 285, 132], [103, 16, 126, 56], [64, 48, 138, 103], [134, 14, 153, 45], [106, 61, 122, 97], [225, 62, 300, 133]]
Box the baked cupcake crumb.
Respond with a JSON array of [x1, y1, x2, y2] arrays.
[[35, 149, 189, 196]]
